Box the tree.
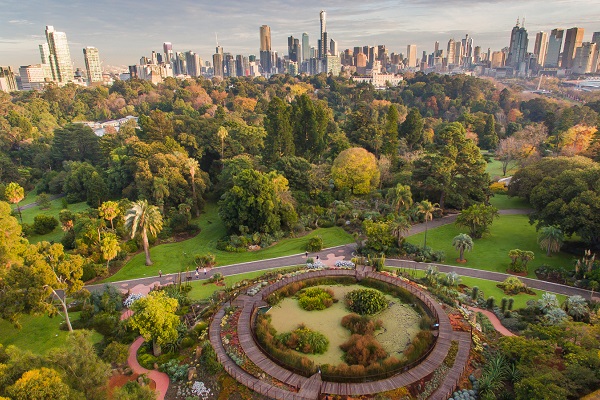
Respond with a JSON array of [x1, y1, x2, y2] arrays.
[[413, 123, 489, 209], [101, 233, 119, 270], [417, 200, 440, 248], [5, 182, 24, 223], [496, 136, 521, 176], [387, 184, 413, 215], [217, 126, 228, 159], [124, 200, 163, 266], [381, 104, 399, 157], [7, 367, 71, 400], [331, 148, 380, 195], [480, 114, 498, 150], [363, 220, 396, 252], [185, 157, 201, 217], [391, 216, 411, 248], [51, 124, 100, 167], [290, 94, 328, 161], [98, 200, 120, 230], [0, 201, 27, 268], [452, 233, 474, 262], [129, 291, 180, 356], [399, 107, 424, 150], [49, 330, 111, 400], [455, 203, 499, 239], [36, 193, 51, 210], [562, 295, 589, 322], [219, 169, 296, 234], [264, 97, 294, 165], [152, 177, 169, 215], [537, 226, 564, 256]]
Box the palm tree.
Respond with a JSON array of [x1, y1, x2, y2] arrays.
[[452, 233, 474, 262], [538, 226, 564, 256], [391, 216, 411, 247], [125, 200, 163, 266], [5, 182, 24, 223], [99, 200, 120, 230], [185, 157, 201, 217], [152, 177, 169, 215], [417, 200, 440, 248], [388, 184, 413, 214]]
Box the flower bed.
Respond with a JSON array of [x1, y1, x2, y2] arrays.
[[220, 306, 297, 392], [335, 260, 356, 269]]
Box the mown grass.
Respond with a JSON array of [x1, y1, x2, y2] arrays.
[[405, 269, 566, 309], [0, 312, 102, 354], [13, 196, 90, 244], [489, 194, 530, 210], [486, 158, 518, 179], [406, 214, 575, 278], [103, 203, 353, 282]]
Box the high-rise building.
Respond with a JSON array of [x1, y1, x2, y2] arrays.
[[19, 65, 47, 90], [44, 26, 74, 83], [288, 36, 300, 62], [490, 51, 506, 68], [534, 32, 549, 67], [163, 42, 173, 64], [302, 33, 310, 62], [572, 42, 597, 74], [447, 39, 455, 65], [330, 39, 338, 57], [454, 41, 463, 65], [185, 51, 201, 77], [507, 19, 528, 68], [213, 46, 224, 79], [38, 43, 53, 80], [259, 25, 273, 75], [407, 45, 417, 68], [319, 10, 327, 59], [593, 32, 600, 44], [545, 29, 564, 68], [325, 54, 341, 75], [83, 47, 102, 84], [0, 67, 18, 93], [562, 27, 585, 69], [356, 52, 367, 74]]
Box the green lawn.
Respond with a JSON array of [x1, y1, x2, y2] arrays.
[[0, 312, 102, 354], [489, 194, 530, 210], [486, 158, 517, 179], [103, 204, 354, 282], [407, 214, 575, 278], [13, 197, 90, 244], [186, 268, 297, 300], [404, 269, 566, 309]]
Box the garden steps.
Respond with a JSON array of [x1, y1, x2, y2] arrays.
[[429, 331, 472, 400], [297, 373, 322, 398]]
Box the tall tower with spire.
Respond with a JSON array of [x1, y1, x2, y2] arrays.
[[507, 18, 529, 68], [319, 10, 327, 59]]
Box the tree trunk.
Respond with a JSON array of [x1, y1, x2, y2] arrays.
[[142, 229, 153, 266], [51, 288, 73, 332], [423, 221, 428, 248], [459, 248, 464, 261], [110, 218, 114, 230], [546, 245, 551, 257], [191, 180, 199, 218], [153, 339, 161, 356], [17, 204, 23, 224]]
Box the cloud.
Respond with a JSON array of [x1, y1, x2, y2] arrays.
[[8, 19, 32, 25]]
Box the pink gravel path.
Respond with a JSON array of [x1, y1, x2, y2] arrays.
[[128, 336, 170, 400], [467, 306, 515, 337]]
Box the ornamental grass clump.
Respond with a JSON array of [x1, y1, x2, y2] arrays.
[[277, 324, 329, 354]]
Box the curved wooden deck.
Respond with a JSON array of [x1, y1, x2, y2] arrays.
[[210, 269, 471, 399]]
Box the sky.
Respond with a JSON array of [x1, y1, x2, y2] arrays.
[[1, 0, 599, 70]]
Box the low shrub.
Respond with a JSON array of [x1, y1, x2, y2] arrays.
[[306, 236, 324, 252], [497, 276, 532, 295], [340, 334, 387, 366], [33, 214, 59, 234], [345, 288, 388, 315], [200, 342, 222, 374], [341, 313, 382, 335], [277, 324, 329, 354], [102, 342, 129, 366], [297, 287, 334, 311], [159, 359, 189, 381], [403, 331, 434, 364]]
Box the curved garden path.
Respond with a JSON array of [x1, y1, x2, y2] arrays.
[[210, 269, 471, 400], [466, 306, 515, 337], [127, 337, 170, 400]]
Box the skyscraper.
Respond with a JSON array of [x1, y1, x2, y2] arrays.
[[302, 33, 310, 62], [163, 42, 174, 64], [319, 10, 327, 59], [507, 19, 528, 68], [562, 27, 585, 69], [407, 45, 417, 68], [185, 51, 201, 77], [0, 67, 18, 93], [572, 42, 597, 74], [44, 26, 73, 83], [545, 29, 564, 68], [447, 39, 455, 65], [330, 39, 338, 57], [534, 32, 549, 67], [83, 47, 102, 84], [213, 46, 224, 79], [259, 25, 273, 74], [288, 36, 300, 62]]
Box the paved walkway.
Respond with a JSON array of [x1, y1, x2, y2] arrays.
[[210, 269, 471, 399], [467, 306, 515, 337], [127, 337, 170, 400]]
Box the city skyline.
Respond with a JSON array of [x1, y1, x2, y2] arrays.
[[1, 0, 599, 69]]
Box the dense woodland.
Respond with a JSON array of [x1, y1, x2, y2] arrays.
[[1, 73, 600, 399]]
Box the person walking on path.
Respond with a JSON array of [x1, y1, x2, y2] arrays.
[[305, 251, 308, 258], [195, 270, 199, 279], [203, 267, 207, 276], [158, 270, 162, 278]]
